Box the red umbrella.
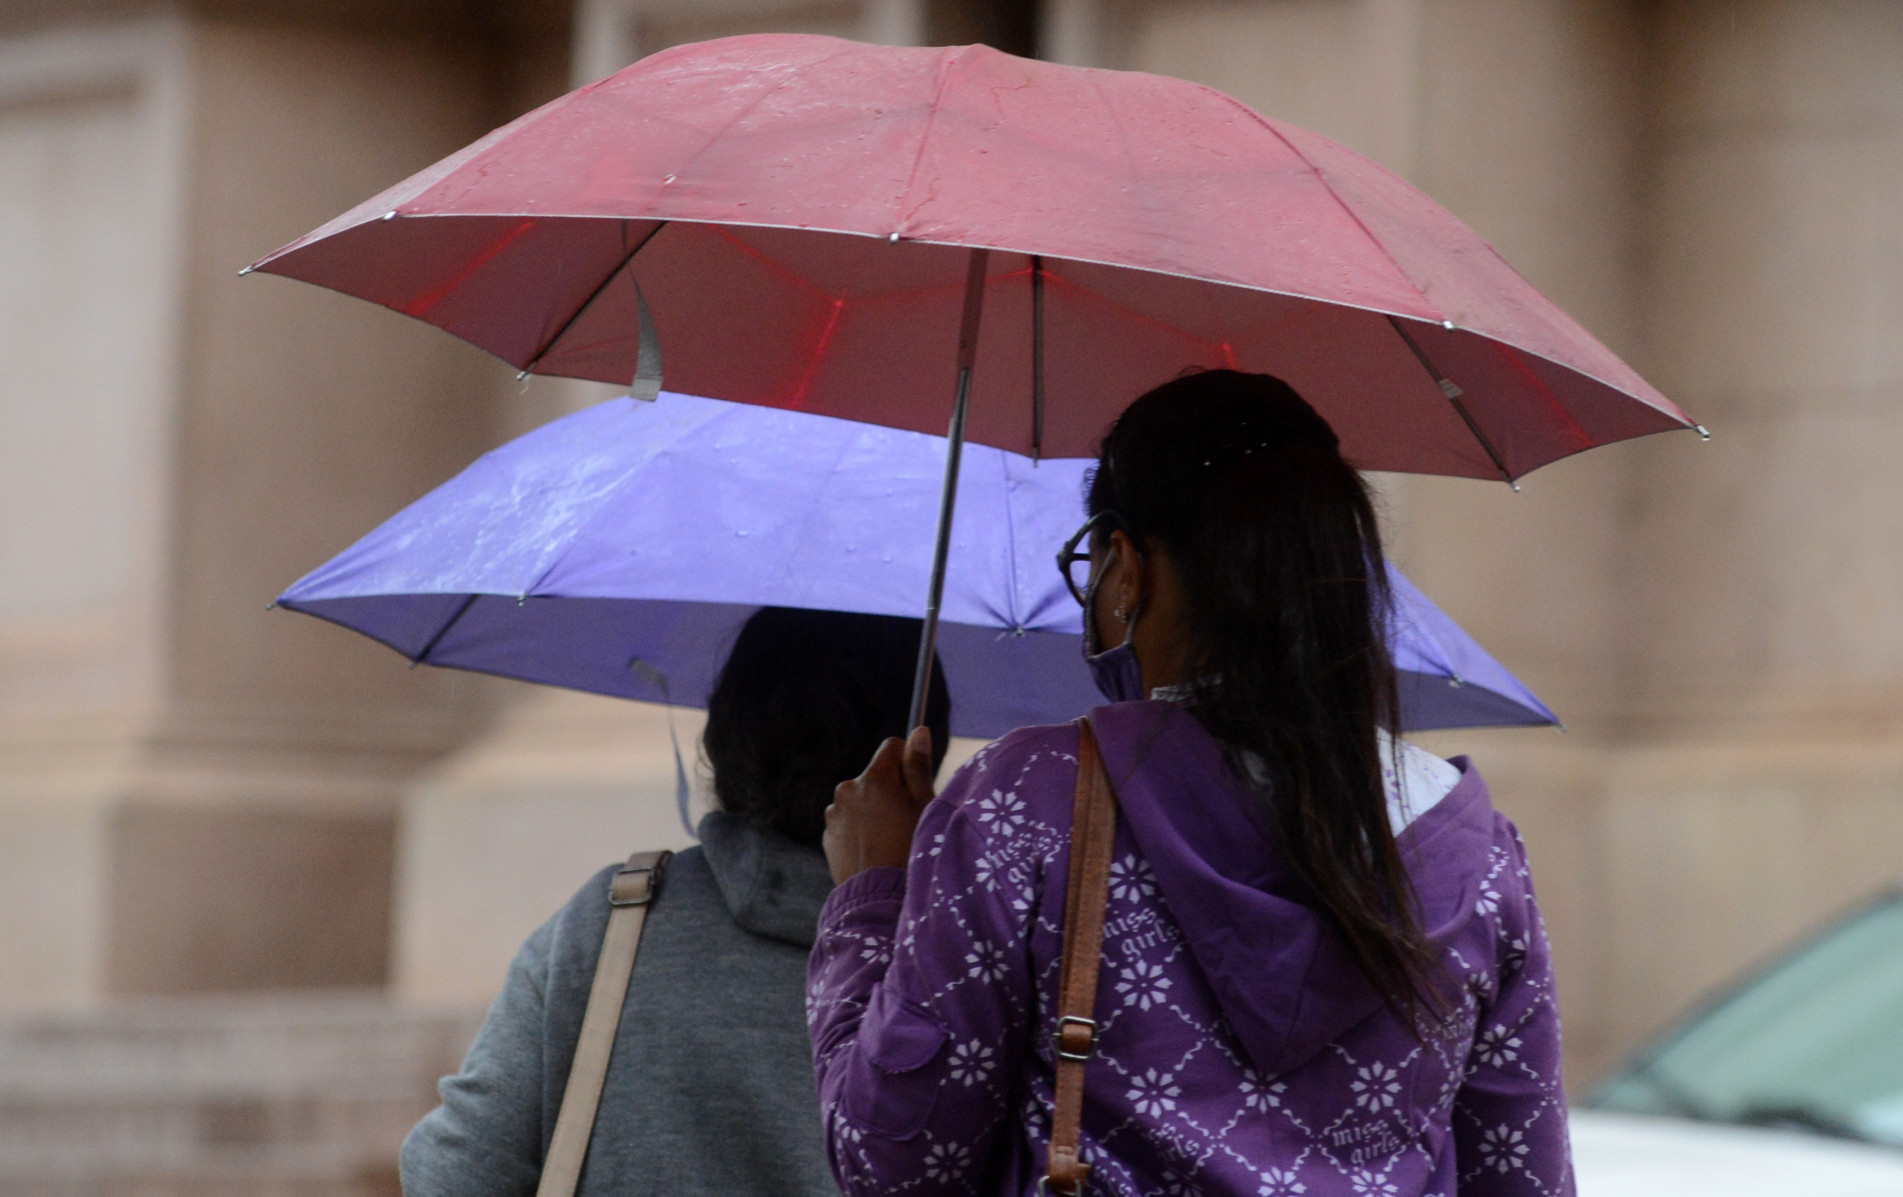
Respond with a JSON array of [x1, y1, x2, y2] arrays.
[[249, 33, 1698, 721], [251, 33, 1694, 477]]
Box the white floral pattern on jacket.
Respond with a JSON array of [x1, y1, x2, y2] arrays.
[[809, 708, 1573, 1197]]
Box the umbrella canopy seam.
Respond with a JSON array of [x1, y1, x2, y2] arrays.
[[1214, 88, 1449, 325], [896, 47, 961, 236]]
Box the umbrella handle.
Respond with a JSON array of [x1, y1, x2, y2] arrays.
[[908, 247, 990, 733]]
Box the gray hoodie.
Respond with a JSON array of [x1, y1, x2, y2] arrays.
[[400, 812, 839, 1197]]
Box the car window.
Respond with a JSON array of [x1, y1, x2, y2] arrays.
[[1594, 892, 1903, 1147]]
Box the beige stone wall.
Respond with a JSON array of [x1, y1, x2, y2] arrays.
[[107, 17, 510, 995], [1588, 0, 1903, 1064], [394, 695, 708, 1005], [0, 4, 567, 1008], [1632, 0, 1903, 741], [0, 17, 193, 1010]]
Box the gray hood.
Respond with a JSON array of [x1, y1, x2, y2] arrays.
[[697, 811, 836, 947]]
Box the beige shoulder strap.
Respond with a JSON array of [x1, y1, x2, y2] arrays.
[[536, 850, 671, 1197], [1046, 719, 1118, 1196]]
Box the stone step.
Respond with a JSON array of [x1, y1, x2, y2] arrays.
[[0, 993, 482, 1196], [0, 1153, 403, 1197]]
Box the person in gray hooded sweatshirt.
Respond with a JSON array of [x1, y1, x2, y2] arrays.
[[400, 607, 951, 1197]]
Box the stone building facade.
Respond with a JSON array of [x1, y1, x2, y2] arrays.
[[1, 0, 1900, 1184]]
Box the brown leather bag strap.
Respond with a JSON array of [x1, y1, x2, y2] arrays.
[[536, 850, 671, 1197], [1046, 718, 1118, 1196]]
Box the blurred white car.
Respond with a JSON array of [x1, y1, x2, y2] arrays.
[[1573, 889, 1903, 1195], [1573, 1109, 1903, 1195]]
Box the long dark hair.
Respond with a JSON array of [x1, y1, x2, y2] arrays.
[[1088, 370, 1440, 1029], [704, 607, 951, 848]]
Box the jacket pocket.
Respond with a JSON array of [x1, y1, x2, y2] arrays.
[[841, 986, 949, 1140]]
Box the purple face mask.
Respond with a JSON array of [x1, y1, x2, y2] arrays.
[[1082, 574, 1145, 704]]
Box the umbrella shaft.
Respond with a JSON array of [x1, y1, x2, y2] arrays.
[[908, 248, 990, 732], [1032, 254, 1046, 461]]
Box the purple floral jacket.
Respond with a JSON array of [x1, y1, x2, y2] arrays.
[[807, 701, 1573, 1197]]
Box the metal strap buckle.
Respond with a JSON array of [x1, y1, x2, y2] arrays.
[[609, 863, 661, 907], [1036, 1176, 1083, 1197], [1052, 1014, 1097, 1062]]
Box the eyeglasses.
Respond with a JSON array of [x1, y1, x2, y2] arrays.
[[1055, 511, 1126, 607]]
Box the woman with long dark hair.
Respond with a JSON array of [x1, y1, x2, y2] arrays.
[[811, 372, 1571, 1196]]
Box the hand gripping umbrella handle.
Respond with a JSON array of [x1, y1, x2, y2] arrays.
[[907, 247, 990, 733]]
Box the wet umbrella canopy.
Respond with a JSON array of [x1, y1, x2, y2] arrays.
[[252, 35, 1693, 479], [277, 394, 1556, 739], [252, 34, 1690, 726]]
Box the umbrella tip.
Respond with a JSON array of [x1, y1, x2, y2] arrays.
[[382, 210, 398, 221], [238, 265, 255, 277], [1441, 319, 1455, 331], [888, 231, 900, 243], [1695, 424, 1711, 441], [1508, 479, 1522, 493]]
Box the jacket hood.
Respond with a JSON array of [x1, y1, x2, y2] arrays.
[[697, 811, 836, 947], [1089, 700, 1495, 1078]]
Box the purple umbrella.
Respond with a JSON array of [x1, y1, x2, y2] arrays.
[[277, 393, 1556, 740]]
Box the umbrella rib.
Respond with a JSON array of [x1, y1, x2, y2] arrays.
[[1385, 315, 1518, 489], [518, 221, 668, 377], [1218, 90, 1443, 319], [411, 593, 481, 665], [667, 43, 860, 195]]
